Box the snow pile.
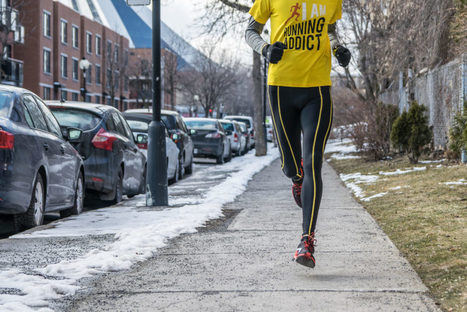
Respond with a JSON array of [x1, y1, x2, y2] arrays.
[[325, 139, 358, 154], [330, 153, 361, 160], [418, 159, 445, 164], [362, 192, 388, 202], [440, 179, 467, 186], [0, 147, 279, 311], [379, 167, 427, 176], [339, 173, 379, 200]]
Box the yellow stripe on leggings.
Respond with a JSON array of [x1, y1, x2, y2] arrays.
[[277, 87, 300, 177], [267, 86, 285, 168], [309, 86, 323, 235]]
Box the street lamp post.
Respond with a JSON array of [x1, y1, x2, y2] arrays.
[[79, 57, 90, 101], [126, 0, 168, 206], [147, 0, 168, 206]]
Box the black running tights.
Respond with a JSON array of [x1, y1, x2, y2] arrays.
[[268, 86, 333, 235]]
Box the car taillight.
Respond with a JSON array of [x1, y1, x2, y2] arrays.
[[205, 132, 221, 139], [137, 143, 148, 149], [92, 128, 117, 151], [0, 130, 14, 150], [171, 133, 180, 143], [234, 133, 239, 142], [250, 130, 254, 137]]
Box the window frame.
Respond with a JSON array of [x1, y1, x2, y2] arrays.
[[43, 48, 51, 74], [72, 24, 79, 48], [60, 53, 68, 78], [60, 19, 68, 45], [95, 34, 101, 56], [86, 32, 92, 54], [43, 10, 51, 38]]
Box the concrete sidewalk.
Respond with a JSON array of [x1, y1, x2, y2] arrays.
[[68, 159, 440, 312]]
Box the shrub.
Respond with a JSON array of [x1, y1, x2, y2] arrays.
[[349, 102, 399, 160], [391, 101, 433, 163], [448, 111, 467, 159]]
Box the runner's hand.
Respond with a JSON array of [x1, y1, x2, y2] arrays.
[[262, 42, 286, 64], [333, 45, 351, 67]]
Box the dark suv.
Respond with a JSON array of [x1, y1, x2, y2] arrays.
[[124, 109, 194, 177], [47, 102, 146, 203]]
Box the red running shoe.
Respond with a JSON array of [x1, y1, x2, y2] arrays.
[[293, 233, 316, 268]]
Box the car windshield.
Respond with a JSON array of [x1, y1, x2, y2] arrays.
[[0, 91, 13, 118], [185, 120, 217, 130], [220, 122, 234, 132], [161, 114, 177, 130], [49, 108, 101, 130], [231, 118, 251, 128], [126, 119, 149, 132]]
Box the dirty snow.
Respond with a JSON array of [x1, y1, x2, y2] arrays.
[[325, 139, 358, 154], [440, 179, 467, 186], [379, 167, 427, 176], [362, 192, 388, 202], [0, 146, 279, 311], [330, 153, 361, 160]]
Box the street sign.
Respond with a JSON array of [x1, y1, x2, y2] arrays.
[[127, 0, 150, 6]]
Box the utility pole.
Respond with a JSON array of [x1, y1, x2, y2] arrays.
[[127, 0, 168, 206]]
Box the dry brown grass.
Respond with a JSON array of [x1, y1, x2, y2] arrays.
[[328, 154, 467, 312]]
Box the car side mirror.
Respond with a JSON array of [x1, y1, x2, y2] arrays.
[[189, 129, 196, 135], [67, 128, 82, 142], [136, 134, 148, 144]]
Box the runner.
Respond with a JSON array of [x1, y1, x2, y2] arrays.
[[245, 0, 351, 268]]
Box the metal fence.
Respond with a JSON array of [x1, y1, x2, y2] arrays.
[[381, 54, 466, 149]]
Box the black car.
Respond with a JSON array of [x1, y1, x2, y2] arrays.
[[0, 86, 84, 229], [47, 102, 146, 203], [124, 109, 194, 178], [184, 118, 232, 164]]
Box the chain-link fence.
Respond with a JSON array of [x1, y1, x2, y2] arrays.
[[381, 54, 466, 149]]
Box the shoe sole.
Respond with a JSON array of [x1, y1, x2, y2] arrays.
[[295, 256, 315, 268]]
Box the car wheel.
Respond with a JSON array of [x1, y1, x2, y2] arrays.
[[23, 174, 45, 229], [178, 154, 185, 180], [60, 172, 84, 218], [112, 168, 123, 204], [185, 154, 193, 174], [216, 146, 224, 164]]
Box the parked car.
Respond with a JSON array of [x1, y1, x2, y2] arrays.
[[237, 121, 251, 153], [123, 113, 180, 184], [124, 109, 194, 178], [219, 120, 246, 156], [47, 101, 146, 203], [0, 86, 84, 229], [266, 123, 274, 142], [223, 115, 255, 149], [184, 118, 232, 164]]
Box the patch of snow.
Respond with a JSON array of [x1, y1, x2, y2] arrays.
[[340, 173, 379, 184], [418, 159, 445, 164], [1, 146, 279, 311], [330, 153, 361, 160], [325, 139, 357, 154], [379, 167, 427, 176], [362, 192, 388, 202], [440, 179, 467, 186]]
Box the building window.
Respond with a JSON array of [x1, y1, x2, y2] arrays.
[[95, 95, 100, 104], [85, 95, 92, 103], [124, 76, 129, 91], [106, 40, 112, 58], [86, 64, 92, 84], [95, 65, 101, 85], [43, 11, 51, 37], [72, 58, 78, 80], [115, 71, 119, 89], [86, 32, 92, 54], [106, 68, 111, 88], [114, 45, 119, 63], [43, 87, 51, 100], [72, 25, 79, 48], [61, 54, 68, 78], [61, 90, 67, 101], [43, 49, 51, 73], [60, 20, 68, 44], [72, 92, 78, 101], [96, 35, 101, 56]]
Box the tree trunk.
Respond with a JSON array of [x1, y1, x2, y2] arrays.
[[253, 52, 267, 156]]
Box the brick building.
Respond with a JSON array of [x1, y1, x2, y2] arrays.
[[11, 0, 130, 110]]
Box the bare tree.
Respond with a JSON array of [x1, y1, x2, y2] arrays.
[[104, 32, 128, 109], [199, 0, 268, 156], [180, 42, 238, 118], [128, 54, 152, 108]]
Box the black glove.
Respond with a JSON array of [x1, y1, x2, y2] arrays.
[[333, 45, 351, 67], [262, 42, 286, 64]]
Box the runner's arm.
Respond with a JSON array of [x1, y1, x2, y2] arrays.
[[328, 23, 339, 50], [245, 16, 268, 56]]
